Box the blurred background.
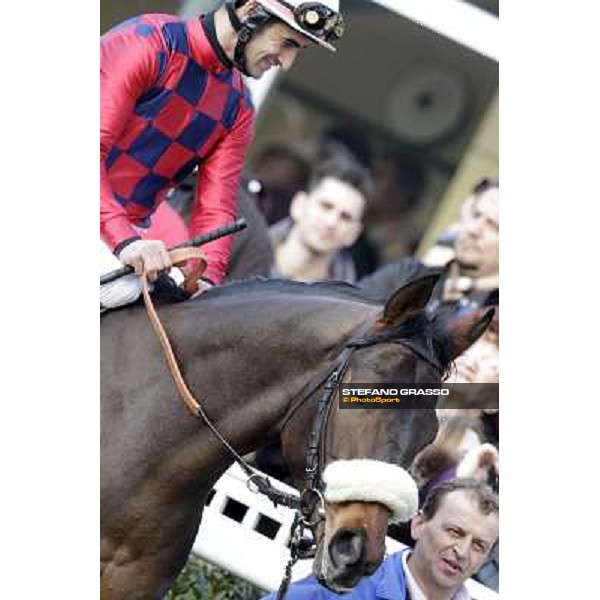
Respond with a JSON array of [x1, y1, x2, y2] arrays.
[[101, 4, 499, 596], [101, 0, 498, 267]]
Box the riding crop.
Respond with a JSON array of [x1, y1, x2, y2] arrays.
[[100, 218, 247, 285]]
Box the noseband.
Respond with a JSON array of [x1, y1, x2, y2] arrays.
[[289, 330, 445, 530]]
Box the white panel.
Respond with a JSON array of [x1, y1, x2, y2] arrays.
[[372, 0, 499, 61]]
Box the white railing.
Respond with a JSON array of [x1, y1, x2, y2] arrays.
[[194, 464, 498, 599]]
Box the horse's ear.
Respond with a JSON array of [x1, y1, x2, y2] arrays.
[[378, 272, 441, 329], [443, 307, 496, 360]]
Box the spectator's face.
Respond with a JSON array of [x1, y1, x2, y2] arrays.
[[244, 22, 311, 78], [410, 491, 499, 591], [455, 189, 499, 276], [291, 177, 365, 254], [447, 334, 499, 384]]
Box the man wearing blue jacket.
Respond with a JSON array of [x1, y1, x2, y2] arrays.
[[263, 479, 498, 600]]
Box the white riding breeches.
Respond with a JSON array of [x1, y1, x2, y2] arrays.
[[100, 240, 185, 310]]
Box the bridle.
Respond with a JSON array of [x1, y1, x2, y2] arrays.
[[272, 327, 444, 598], [140, 279, 444, 596], [280, 327, 445, 528]]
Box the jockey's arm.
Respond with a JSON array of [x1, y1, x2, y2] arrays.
[[187, 103, 254, 285], [100, 27, 171, 279]]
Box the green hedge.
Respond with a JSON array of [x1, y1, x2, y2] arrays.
[[167, 553, 265, 600]]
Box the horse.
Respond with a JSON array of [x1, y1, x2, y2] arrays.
[[101, 272, 493, 598]]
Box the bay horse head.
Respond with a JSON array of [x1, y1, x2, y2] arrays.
[[280, 272, 494, 592]]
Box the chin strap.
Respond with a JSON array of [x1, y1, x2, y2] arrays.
[[225, 0, 243, 30], [225, 0, 272, 76]]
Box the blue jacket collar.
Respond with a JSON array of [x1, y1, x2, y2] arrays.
[[373, 550, 409, 600]]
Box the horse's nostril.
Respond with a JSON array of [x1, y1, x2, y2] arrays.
[[329, 528, 366, 568]]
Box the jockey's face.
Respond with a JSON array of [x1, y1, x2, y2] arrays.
[[291, 176, 365, 256], [244, 21, 312, 78]]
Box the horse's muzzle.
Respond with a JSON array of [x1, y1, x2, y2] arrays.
[[318, 527, 379, 592], [329, 527, 365, 568]]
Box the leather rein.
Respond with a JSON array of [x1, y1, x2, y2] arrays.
[[140, 262, 444, 596], [140, 253, 301, 509]]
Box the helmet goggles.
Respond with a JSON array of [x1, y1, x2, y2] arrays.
[[289, 1, 345, 43]]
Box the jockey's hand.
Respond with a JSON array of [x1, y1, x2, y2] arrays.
[[118, 239, 172, 282]]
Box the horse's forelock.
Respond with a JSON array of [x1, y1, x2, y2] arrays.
[[429, 313, 462, 378], [368, 310, 454, 378]]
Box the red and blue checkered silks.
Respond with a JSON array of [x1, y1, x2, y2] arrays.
[[101, 14, 255, 284]]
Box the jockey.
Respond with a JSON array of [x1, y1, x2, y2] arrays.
[[100, 0, 345, 310]]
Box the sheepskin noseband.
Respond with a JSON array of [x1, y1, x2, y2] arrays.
[[323, 459, 418, 523]]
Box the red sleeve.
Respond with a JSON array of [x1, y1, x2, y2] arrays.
[[142, 201, 190, 247], [100, 26, 162, 250], [188, 103, 254, 284]]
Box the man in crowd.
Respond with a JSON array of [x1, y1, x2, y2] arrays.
[[269, 156, 373, 283], [100, 0, 345, 309], [437, 178, 499, 309], [358, 179, 499, 310], [262, 479, 499, 600]]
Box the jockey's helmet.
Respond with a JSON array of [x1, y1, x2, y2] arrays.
[[225, 0, 344, 74]]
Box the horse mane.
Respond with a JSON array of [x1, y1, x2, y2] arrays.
[[198, 277, 384, 305], [191, 277, 456, 377]]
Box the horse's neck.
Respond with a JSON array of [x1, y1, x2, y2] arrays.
[[179, 296, 378, 458], [189, 294, 375, 361], [101, 294, 378, 503]]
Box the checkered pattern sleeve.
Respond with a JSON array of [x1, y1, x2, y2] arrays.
[[100, 23, 163, 251], [189, 94, 255, 284]]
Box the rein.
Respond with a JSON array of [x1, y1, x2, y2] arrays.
[[139, 271, 444, 598], [141, 248, 207, 417], [140, 253, 300, 509], [283, 331, 445, 504]]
